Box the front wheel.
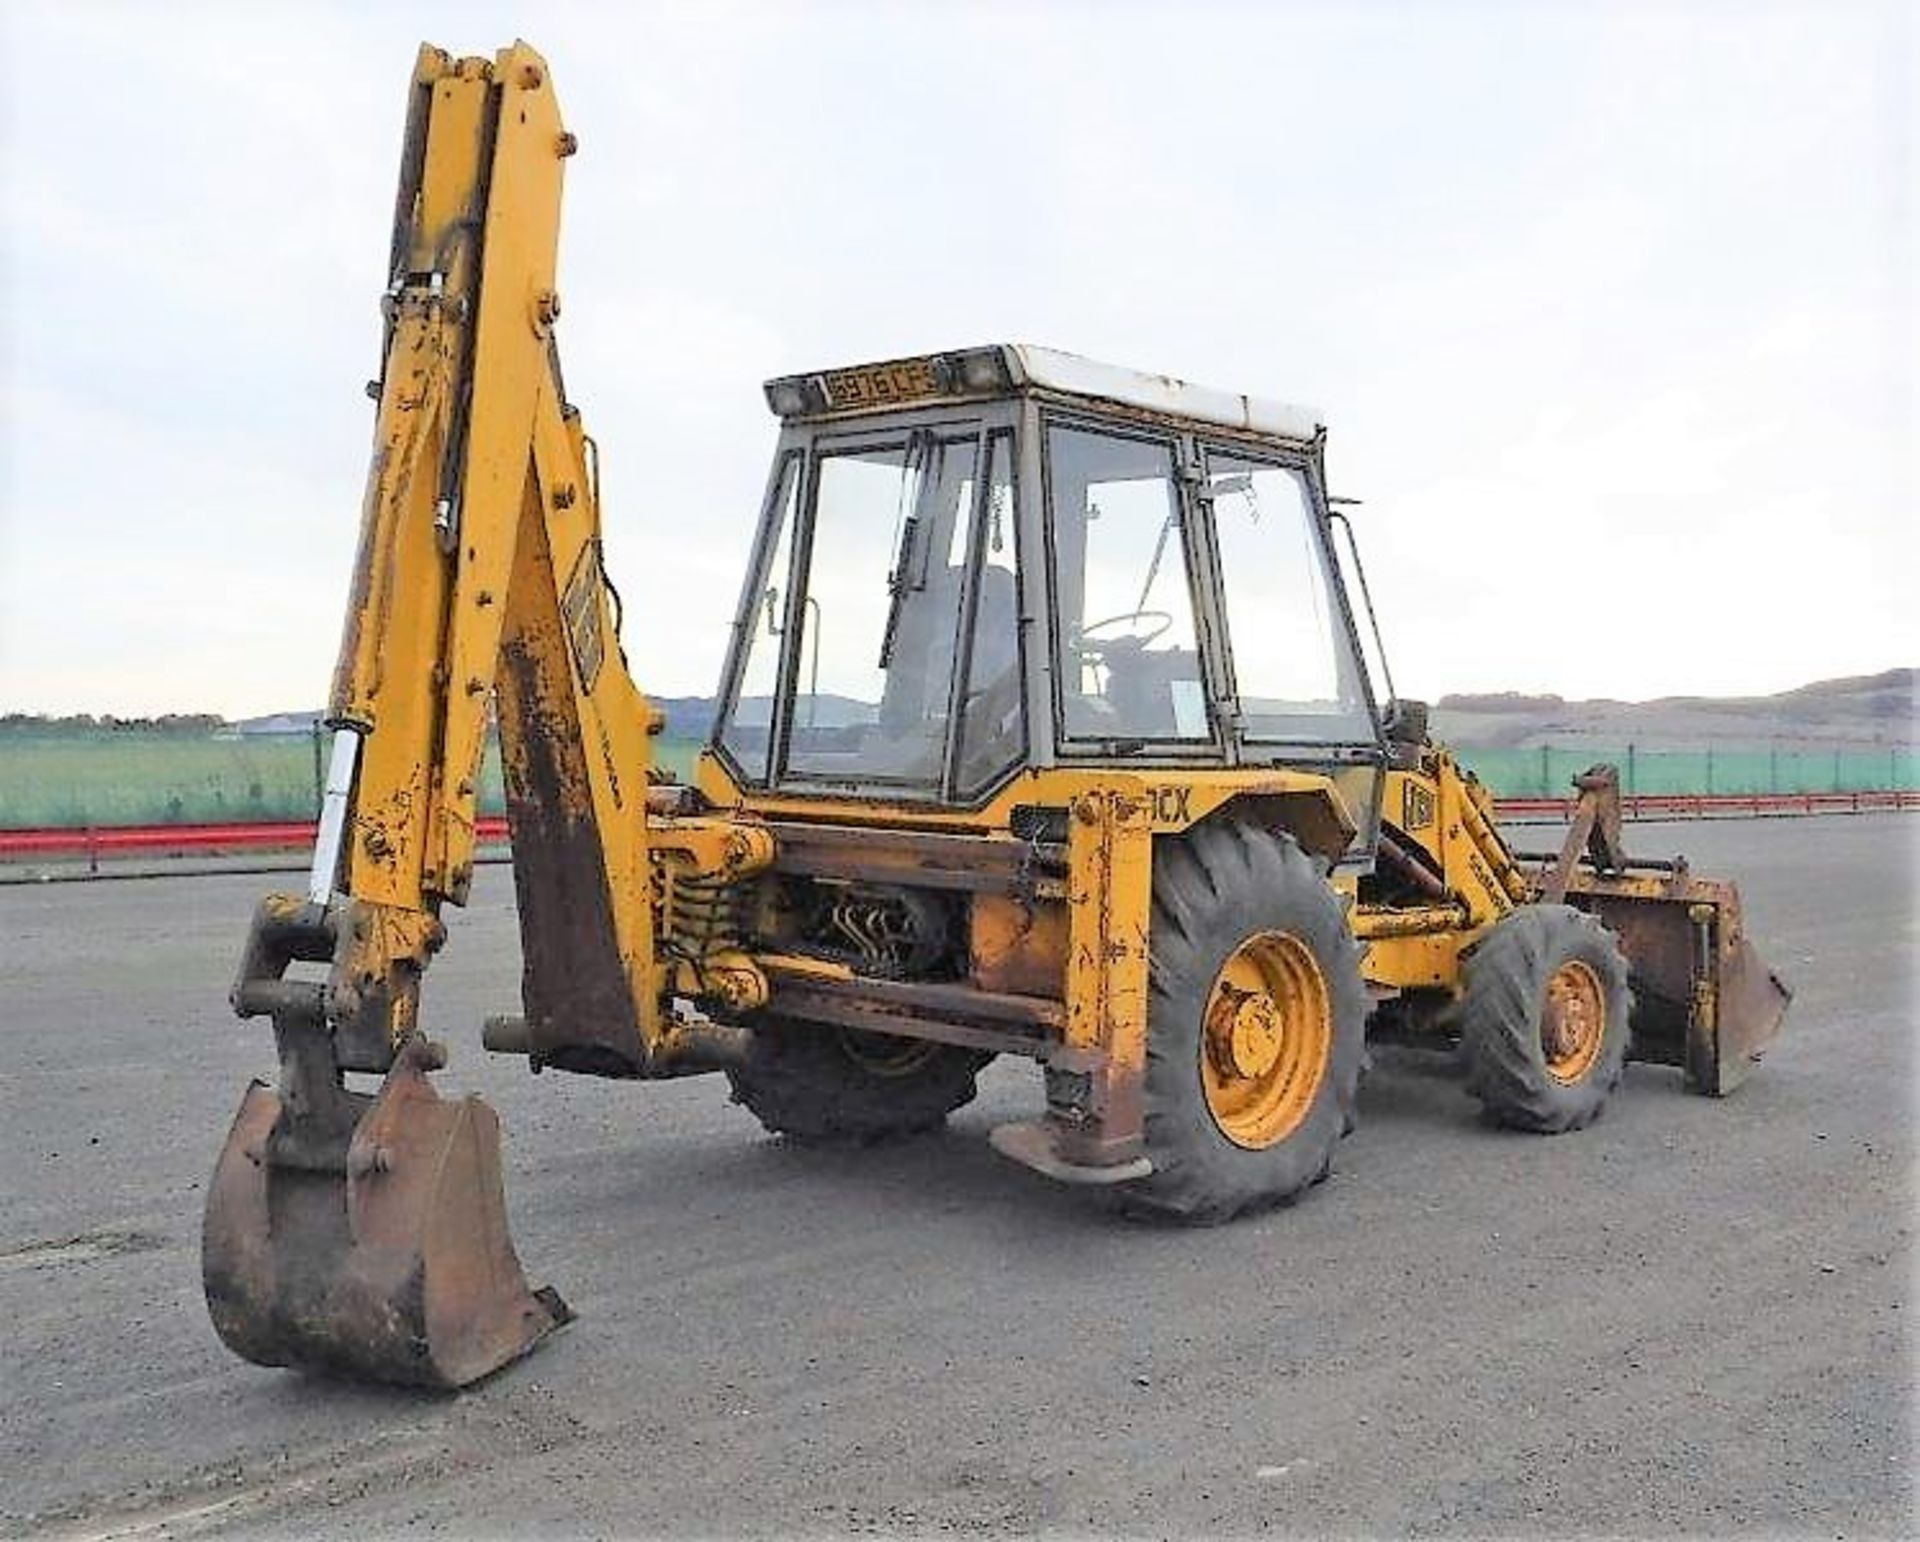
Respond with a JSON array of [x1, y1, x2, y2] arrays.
[[1458, 904, 1632, 1132], [1123, 822, 1367, 1223]]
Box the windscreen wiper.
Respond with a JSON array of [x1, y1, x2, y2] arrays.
[[877, 515, 922, 670], [1134, 511, 1176, 614], [878, 430, 933, 669]]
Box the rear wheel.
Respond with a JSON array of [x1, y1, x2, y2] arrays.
[[1458, 904, 1631, 1132], [727, 1018, 991, 1144], [1124, 822, 1366, 1223]]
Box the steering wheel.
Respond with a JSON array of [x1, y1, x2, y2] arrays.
[[1077, 610, 1174, 651]]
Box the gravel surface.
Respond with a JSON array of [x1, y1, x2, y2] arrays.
[[1, 816, 1911, 1539]]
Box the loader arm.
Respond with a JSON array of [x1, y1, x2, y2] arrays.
[[206, 42, 770, 1389], [1369, 749, 1789, 1095]]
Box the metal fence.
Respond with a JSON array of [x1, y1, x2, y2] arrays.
[[0, 730, 1910, 829], [1459, 743, 1915, 799]]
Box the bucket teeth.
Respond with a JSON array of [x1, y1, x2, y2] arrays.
[[203, 1048, 568, 1389]]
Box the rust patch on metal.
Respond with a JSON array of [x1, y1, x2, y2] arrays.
[[496, 636, 645, 1076], [766, 820, 1063, 897], [203, 1034, 570, 1388], [765, 978, 1052, 1059], [970, 894, 1069, 996], [1569, 865, 1791, 1095], [1541, 764, 1628, 904]]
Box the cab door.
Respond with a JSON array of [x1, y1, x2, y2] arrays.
[[1191, 441, 1386, 855]]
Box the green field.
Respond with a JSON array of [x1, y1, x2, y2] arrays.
[[0, 732, 703, 828]]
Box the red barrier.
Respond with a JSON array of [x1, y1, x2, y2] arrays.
[[1, 794, 1915, 861], [1495, 790, 1920, 822], [0, 817, 510, 861]]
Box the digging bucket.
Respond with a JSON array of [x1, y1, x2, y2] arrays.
[[203, 1037, 570, 1389]]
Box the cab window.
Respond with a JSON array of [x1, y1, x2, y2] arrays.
[[783, 430, 983, 788], [1047, 423, 1210, 744], [1204, 452, 1372, 745]]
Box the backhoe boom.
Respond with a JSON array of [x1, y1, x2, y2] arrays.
[[205, 42, 766, 1388]]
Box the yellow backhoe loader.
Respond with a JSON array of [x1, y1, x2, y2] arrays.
[[204, 41, 1792, 1388]]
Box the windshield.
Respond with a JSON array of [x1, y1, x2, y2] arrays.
[[781, 430, 982, 786]]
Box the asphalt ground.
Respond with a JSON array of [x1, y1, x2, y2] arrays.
[[1, 816, 1912, 1539]]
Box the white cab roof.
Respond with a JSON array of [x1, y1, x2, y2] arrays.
[[1004, 344, 1323, 441]]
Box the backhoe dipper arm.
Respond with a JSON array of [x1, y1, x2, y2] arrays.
[[305, 41, 662, 1072]]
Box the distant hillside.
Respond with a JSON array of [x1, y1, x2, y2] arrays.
[[1432, 668, 1916, 749], [654, 694, 876, 739], [221, 696, 869, 741]]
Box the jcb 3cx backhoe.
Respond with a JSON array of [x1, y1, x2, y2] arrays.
[[204, 41, 1792, 1388]]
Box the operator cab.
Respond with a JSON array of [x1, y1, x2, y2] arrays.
[[712, 344, 1386, 819]]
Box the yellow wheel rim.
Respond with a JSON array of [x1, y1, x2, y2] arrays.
[[1542, 959, 1606, 1085], [838, 1029, 938, 1078], [1199, 932, 1332, 1150]]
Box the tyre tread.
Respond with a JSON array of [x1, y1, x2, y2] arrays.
[[728, 1025, 987, 1145], [1126, 821, 1366, 1225], [1458, 904, 1632, 1133]]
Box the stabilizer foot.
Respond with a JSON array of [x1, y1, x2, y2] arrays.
[[989, 1119, 1153, 1186]]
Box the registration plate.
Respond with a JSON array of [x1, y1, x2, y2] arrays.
[[819, 356, 942, 410]]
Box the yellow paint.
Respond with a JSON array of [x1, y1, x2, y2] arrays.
[[1055, 782, 1153, 1160], [1382, 754, 1527, 918], [1359, 931, 1469, 992], [1200, 931, 1332, 1149], [1351, 903, 1469, 940], [317, 44, 681, 1065], [1062, 783, 1152, 1046], [1543, 958, 1606, 1084], [755, 953, 858, 984], [696, 753, 1356, 847]]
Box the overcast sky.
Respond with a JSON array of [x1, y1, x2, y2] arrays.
[[2, 0, 1913, 717]]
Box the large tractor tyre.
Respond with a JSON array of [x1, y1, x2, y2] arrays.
[[727, 1018, 992, 1145], [1458, 904, 1632, 1133], [1123, 822, 1367, 1224]]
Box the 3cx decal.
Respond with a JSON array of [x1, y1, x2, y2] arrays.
[[1150, 785, 1193, 825]]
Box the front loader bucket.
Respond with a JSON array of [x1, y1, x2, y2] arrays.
[[203, 1045, 570, 1389], [1568, 867, 1791, 1095]]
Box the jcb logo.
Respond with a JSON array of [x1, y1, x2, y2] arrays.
[[1401, 781, 1436, 831], [561, 542, 606, 693], [1150, 785, 1192, 826]]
